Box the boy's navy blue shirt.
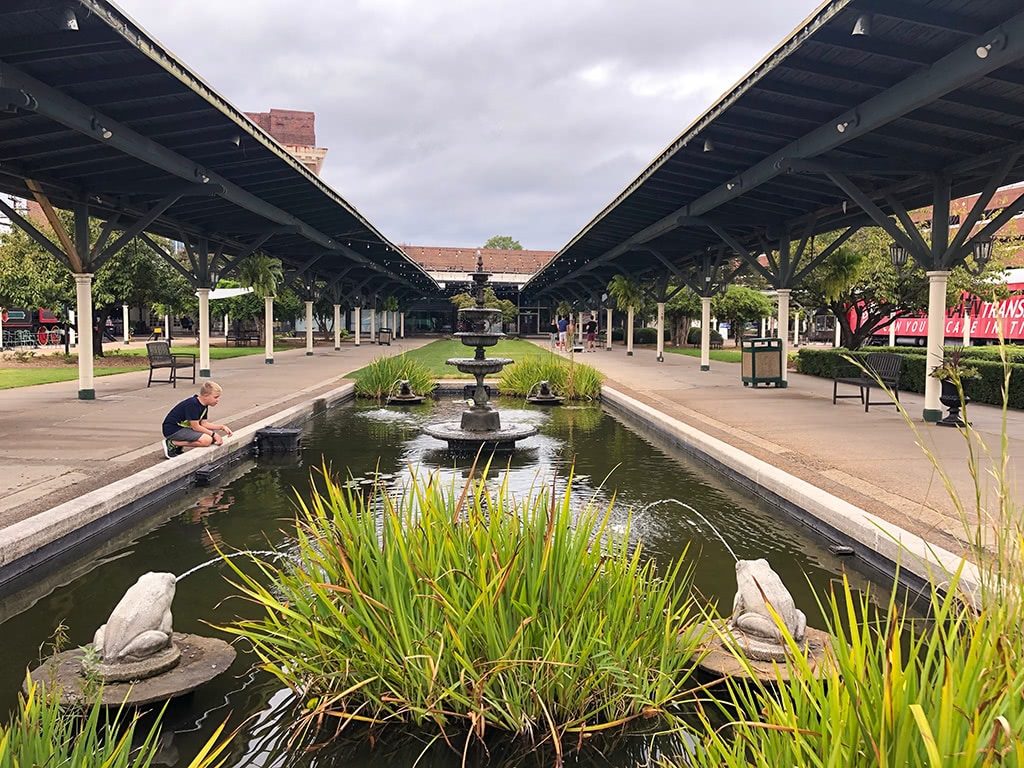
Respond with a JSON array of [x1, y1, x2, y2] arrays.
[[162, 395, 207, 437]]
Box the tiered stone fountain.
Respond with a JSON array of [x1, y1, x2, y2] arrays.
[[424, 252, 537, 452]]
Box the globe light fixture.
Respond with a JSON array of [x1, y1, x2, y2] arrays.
[[888, 241, 908, 271]]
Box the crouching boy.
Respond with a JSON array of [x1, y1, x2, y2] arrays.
[[161, 381, 233, 458]]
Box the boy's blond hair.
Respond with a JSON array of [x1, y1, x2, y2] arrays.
[[199, 381, 222, 396]]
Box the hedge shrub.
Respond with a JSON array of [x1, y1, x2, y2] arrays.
[[610, 327, 672, 343], [796, 348, 1024, 409], [686, 327, 723, 345]]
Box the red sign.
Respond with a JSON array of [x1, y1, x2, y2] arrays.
[[885, 293, 1024, 340]]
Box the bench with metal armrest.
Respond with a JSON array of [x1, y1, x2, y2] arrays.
[[832, 351, 904, 412], [146, 341, 196, 388]]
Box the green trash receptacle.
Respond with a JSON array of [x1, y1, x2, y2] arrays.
[[741, 337, 784, 388]]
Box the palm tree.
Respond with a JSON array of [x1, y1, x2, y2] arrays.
[[238, 253, 283, 357], [607, 275, 645, 351]]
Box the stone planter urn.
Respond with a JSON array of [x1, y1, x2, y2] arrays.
[[937, 378, 970, 428]]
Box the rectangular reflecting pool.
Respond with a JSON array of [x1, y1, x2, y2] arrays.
[[0, 398, 881, 767]]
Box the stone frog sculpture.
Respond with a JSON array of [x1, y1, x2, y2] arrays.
[[729, 558, 806, 643], [93, 572, 176, 663]]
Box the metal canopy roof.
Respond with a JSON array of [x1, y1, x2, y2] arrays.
[[526, 0, 1024, 300], [0, 0, 438, 300]]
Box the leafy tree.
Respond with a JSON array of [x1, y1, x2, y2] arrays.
[[795, 226, 1009, 349], [483, 235, 523, 250], [237, 253, 283, 299], [712, 285, 774, 346], [450, 286, 517, 325], [665, 286, 701, 346]]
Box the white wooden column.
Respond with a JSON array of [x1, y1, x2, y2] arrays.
[[369, 307, 376, 342], [626, 306, 634, 356], [264, 296, 274, 364], [605, 307, 612, 350], [833, 319, 841, 347], [223, 313, 229, 339], [74, 274, 94, 399], [197, 287, 211, 377], [163, 314, 170, 343], [700, 296, 712, 371], [889, 321, 896, 347], [792, 309, 800, 348], [333, 304, 341, 350], [656, 302, 665, 362], [122, 303, 130, 345], [962, 306, 971, 346], [924, 271, 950, 421], [400, 311, 405, 338], [304, 300, 314, 356], [776, 289, 791, 387], [354, 306, 361, 346]]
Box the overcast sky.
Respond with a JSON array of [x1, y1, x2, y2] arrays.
[[116, 0, 818, 251]]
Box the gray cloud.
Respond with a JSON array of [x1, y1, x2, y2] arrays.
[[116, 0, 816, 249]]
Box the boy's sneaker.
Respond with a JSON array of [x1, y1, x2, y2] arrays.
[[163, 439, 182, 459]]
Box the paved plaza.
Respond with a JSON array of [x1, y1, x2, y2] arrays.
[[0, 338, 1020, 560]]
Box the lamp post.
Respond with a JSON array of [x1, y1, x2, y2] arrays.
[[968, 236, 993, 275], [888, 241, 909, 271]]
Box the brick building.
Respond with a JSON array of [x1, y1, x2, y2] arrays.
[[244, 108, 328, 176]]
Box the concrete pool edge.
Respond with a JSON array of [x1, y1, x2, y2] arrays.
[[0, 382, 356, 589], [601, 385, 981, 598]]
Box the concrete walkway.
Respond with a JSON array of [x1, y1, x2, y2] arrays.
[[559, 343, 1021, 556], [0, 339, 430, 530]]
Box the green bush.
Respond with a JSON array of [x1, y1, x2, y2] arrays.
[[352, 354, 435, 399], [686, 327, 723, 345], [612, 327, 624, 342], [796, 347, 1024, 409], [223, 467, 703, 742], [499, 356, 603, 399], [635, 327, 670, 344]]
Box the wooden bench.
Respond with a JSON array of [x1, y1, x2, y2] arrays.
[[832, 351, 903, 412], [147, 341, 196, 388], [688, 340, 724, 349]]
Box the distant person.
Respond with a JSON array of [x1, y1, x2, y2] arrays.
[[161, 381, 233, 459], [548, 318, 558, 349], [584, 315, 598, 351], [556, 316, 568, 350]]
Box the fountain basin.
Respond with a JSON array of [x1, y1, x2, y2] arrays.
[[453, 333, 501, 348], [447, 357, 513, 376], [422, 421, 538, 453]]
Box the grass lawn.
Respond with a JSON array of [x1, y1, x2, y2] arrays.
[[664, 346, 743, 363], [350, 338, 557, 379], [0, 365, 148, 390]]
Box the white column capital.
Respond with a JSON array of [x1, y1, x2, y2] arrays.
[[926, 270, 951, 278], [73, 273, 94, 283], [775, 287, 792, 296]]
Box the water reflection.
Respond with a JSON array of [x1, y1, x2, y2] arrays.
[[0, 399, 877, 767]]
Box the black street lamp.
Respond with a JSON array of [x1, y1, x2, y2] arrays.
[[968, 236, 994, 275], [888, 241, 909, 271]]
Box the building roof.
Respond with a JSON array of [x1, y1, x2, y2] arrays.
[[525, 0, 1024, 300], [0, 0, 436, 299], [403, 246, 555, 275]]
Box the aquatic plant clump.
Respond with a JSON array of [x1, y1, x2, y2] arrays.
[[352, 354, 435, 400], [1, 676, 230, 768], [499, 357, 603, 400], [223, 467, 702, 745]]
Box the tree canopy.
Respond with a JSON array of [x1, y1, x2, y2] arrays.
[[450, 287, 518, 324], [712, 285, 774, 345], [483, 235, 523, 251]]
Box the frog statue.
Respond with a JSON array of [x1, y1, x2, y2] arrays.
[[90, 572, 179, 679], [727, 558, 806, 659]]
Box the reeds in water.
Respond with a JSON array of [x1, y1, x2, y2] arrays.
[[499, 357, 603, 400], [222, 464, 702, 751]]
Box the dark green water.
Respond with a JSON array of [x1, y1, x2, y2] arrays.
[[0, 398, 876, 766]]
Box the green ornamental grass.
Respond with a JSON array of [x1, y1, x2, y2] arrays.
[[352, 353, 435, 399], [222, 464, 702, 751], [1, 676, 231, 768], [498, 357, 603, 400]]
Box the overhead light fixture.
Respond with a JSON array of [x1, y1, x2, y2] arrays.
[[703, 138, 714, 153], [976, 31, 1007, 59], [851, 13, 871, 37], [842, 200, 848, 214], [90, 117, 112, 139], [194, 167, 210, 183], [836, 111, 860, 134], [62, 6, 79, 30], [230, 135, 241, 147], [726, 178, 742, 191], [888, 241, 908, 271]]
